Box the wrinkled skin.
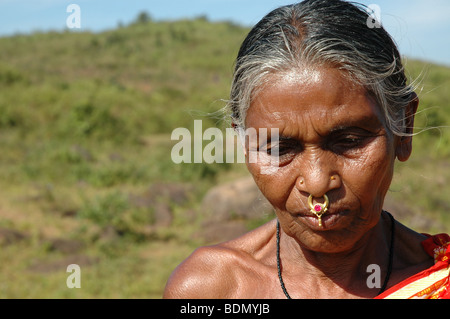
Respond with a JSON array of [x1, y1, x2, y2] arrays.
[[164, 67, 433, 299], [245, 67, 401, 253]]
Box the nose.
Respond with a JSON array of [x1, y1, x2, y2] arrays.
[[295, 151, 341, 197]]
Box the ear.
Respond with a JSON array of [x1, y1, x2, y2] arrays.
[[396, 92, 419, 162]]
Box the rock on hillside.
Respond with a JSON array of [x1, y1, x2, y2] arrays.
[[199, 176, 274, 243], [201, 176, 274, 222]]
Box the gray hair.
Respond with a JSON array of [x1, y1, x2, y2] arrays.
[[228, 0, 416, 136]]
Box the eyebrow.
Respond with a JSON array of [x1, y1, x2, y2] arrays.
[[329, 114, 384, 133], [273, 113, 384, 142]]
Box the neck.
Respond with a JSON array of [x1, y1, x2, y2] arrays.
[[278, 213, 393, 298]]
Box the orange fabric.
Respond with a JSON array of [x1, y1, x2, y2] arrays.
[[376, 234, 450, 299]]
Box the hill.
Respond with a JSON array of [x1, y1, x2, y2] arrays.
[[0, 16, 449, 298]]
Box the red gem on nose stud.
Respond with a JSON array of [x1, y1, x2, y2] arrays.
[[314, 204, 322, 212]]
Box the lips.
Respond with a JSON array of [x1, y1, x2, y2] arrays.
[[297, 208, 343, 218], [294, 209, 351, 229]]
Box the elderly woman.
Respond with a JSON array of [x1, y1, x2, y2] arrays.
[[164, 0, 450, 299]]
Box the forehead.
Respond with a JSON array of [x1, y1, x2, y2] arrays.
[[245, 67, 384, 133]]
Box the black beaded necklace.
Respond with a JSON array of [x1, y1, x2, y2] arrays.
[[276, 211, 395, 298]]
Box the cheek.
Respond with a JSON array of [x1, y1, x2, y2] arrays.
[[343, 139, 396, 208], [246, 161, 295, 210]]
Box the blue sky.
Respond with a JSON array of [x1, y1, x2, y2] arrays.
[[1, 0, 449, 66]]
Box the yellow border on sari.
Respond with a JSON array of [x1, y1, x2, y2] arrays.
[[383, 267, 450, 299]]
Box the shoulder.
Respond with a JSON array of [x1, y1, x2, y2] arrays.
[[163, 244, 240, 299], [393, 220, 434, 264], [163, 219, 277, 299], [388, 220, 436, 284]]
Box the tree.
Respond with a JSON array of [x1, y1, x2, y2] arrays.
[[134, 11, 152, 25]]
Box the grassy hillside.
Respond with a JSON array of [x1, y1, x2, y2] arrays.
[[0, 15, 449, 298]]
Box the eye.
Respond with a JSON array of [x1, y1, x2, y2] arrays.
[[258, 138, 302, 167], [330, 133, 373, 154], [337, 135, 365, 147], [262, 139, 300, 155]]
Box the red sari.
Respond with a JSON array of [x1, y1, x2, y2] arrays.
[[376, 234, 450, 299]]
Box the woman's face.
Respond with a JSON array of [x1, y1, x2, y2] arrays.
[[245, 67, 410, 253]]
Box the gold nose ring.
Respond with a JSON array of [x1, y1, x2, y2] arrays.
[[308, 194, 329, 227]]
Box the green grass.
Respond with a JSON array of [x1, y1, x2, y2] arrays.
[[0, 15, 449, 298]]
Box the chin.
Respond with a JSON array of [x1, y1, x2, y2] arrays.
[[284, 214, 376, 254]]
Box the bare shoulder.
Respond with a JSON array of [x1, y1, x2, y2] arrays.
[[163, 219, 277, 299], [394, 219, 433, 265], [389, 218, 435, 283], [162, 243, 239, 299]]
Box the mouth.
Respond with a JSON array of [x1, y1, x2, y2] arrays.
[[295, 209, 351, 229]]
